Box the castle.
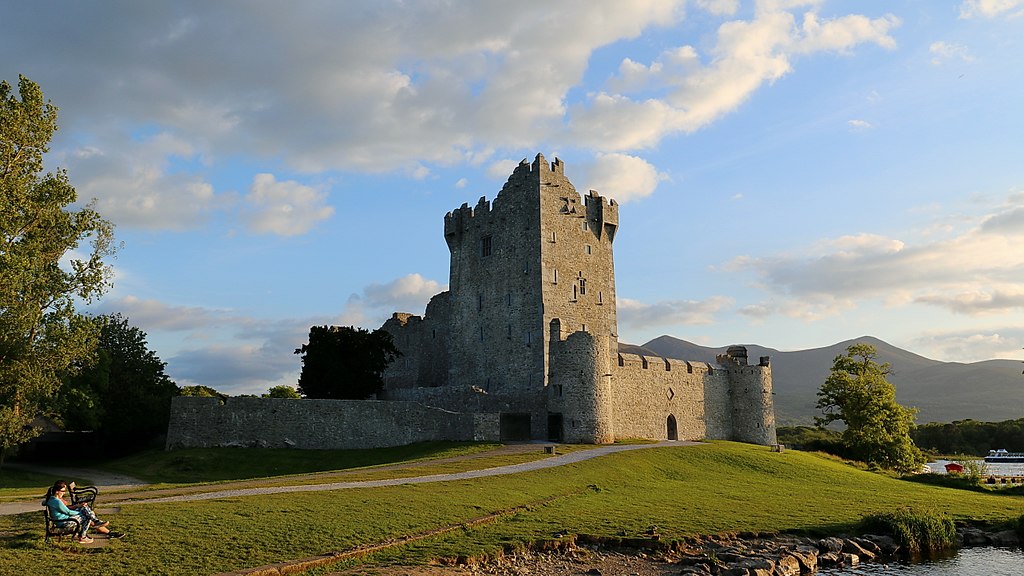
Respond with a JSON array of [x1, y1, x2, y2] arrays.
[[165, 154, 775, 450], [378, 154, 776, 445]]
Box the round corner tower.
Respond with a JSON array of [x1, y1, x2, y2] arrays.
[[549, 328, 614, 444], [720, 346, 777, 445]]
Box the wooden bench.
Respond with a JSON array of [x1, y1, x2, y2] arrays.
[[42, 506, 83, 543]]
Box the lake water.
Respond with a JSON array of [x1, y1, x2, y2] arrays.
[[926, 460, 1024, 476], [817, 547, 1024, 575]]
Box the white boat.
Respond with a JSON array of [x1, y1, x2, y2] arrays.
[[985, 449, 1024, 463]]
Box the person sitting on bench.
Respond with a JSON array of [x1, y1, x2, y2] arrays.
[[42, 480, 113, 543]]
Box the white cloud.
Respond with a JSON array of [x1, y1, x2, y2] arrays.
[[487, 158, 521, 180], [9, 0, 903, 193], [455, 178, 468, 189], [576, 153, 667, 203], [929, 41, 974, 65], [363, 273, 444, 310], [61, 132, 218, 230], [847, 119, 873, 130], [726, 195, 1024, 317], [914, 329, 1024, 362], [695, 0, 740, 16], [339, 273, 447, 328], [242, 174, 334, 236], [93, 295, 230, 331], [738, 296, 855, 321], [89, 295, 315, 394], [618, 296, 733, 329], [795, 12, 899, 54], [570, 5, 899, 149], [959, 0, 1024, 18]]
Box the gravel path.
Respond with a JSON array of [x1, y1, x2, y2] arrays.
[[111, 441, 694, 505], [0, 441, 697, 514]]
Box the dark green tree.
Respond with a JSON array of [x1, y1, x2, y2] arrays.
[[59, 314, 178, 450], [263, 385, 301, 399], [0, 76, 117, 466], [294, 325, 401, 400], [816, 343, 925, 474]]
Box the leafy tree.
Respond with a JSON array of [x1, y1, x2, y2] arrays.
[[58, 314, 178, 451], [0, 76, 116, 466], [912, 418, 1024, 456], [263, 385, 301, 399], [816, 343, 925, 474], [179, 385, 222, 398], [294, 325, 401, 400]]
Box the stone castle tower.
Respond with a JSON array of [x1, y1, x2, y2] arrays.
[[381, 154, 776, 446]]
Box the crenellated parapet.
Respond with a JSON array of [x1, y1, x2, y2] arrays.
[[584, 190, 619, 242], [444, 196, 496, 251]]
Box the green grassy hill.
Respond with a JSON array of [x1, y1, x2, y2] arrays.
[[2, 442, 1022, 575]]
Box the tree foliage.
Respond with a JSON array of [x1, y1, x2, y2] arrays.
[[295, 325, 401, 400], [912, 418, 1024, 456], [263, 385, 301, 399], [179, 385, 222, 398], [0, 76, 116, 464], [816, 343, 925, 474], [58, 314, 178, 451]]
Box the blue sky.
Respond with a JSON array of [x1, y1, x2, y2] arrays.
[[4, 1, 1023, 395]]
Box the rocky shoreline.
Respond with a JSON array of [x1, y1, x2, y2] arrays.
[[333, 525, 1021, 576]]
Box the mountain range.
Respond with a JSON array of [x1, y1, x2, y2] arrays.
[[625, 335, 1024, 426]]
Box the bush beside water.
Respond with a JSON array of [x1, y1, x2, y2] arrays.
[[859, 508, 956, 553]]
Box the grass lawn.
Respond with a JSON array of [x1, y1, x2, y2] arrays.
[[1, 441, 1022, 576]]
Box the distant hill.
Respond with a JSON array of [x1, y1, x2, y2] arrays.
[[634, 335, 1024, 425]]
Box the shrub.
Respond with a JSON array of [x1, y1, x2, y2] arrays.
[[859, 508, 956, 553], [951, 456, 990, 485]]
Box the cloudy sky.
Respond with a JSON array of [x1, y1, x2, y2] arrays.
[[5, 1, 1023, 395]]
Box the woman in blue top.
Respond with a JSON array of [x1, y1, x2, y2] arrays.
[[43, 480, 111, 543]]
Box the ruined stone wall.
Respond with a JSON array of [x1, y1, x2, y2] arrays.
[[165, 396, 498, 450], [381, 292, 451, 390]]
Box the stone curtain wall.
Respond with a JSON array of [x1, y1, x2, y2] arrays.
[[610, 353, 712, 441], [165, 396, 498, 450], [604, 352, 774, 444]]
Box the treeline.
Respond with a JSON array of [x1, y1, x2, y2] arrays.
[[779, 418, 1024, 458], [911, 418, 1024, 456]]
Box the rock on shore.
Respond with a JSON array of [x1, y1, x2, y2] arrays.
[[332, 527, 1020, 576]]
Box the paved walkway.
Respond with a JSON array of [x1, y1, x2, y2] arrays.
[[1, 441, 698, 515]]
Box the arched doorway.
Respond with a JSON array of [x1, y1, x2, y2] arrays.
[[666, 414, 678, 441]]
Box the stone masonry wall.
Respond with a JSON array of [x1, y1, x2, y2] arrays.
[[611, 353, 710, 441], [165, 396, 498, 450]]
